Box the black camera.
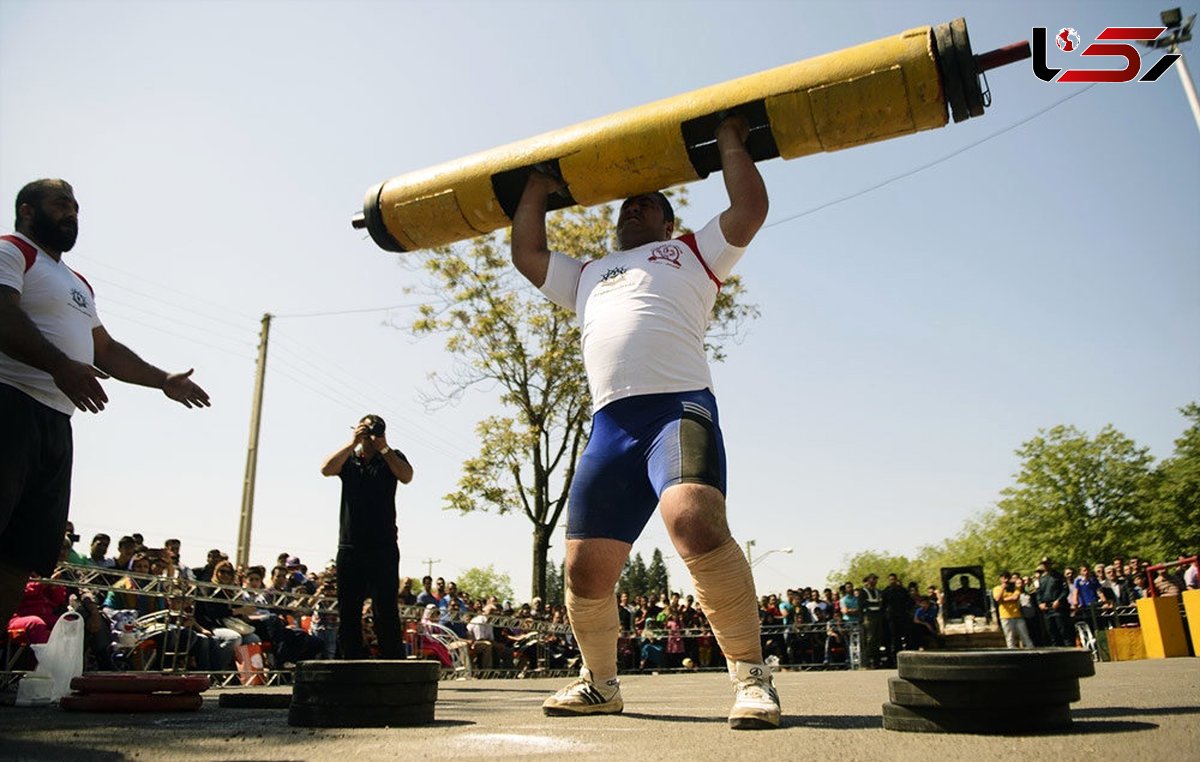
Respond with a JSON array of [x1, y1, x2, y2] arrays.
[[366, 416, 386, 436], [67, 532, 81, 543]]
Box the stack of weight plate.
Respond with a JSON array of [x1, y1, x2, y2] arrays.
[[884, 648, 1095, 734], [287, 659, 441, 728]]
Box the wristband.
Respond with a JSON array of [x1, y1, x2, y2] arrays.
[[378, 447, 391, 456]]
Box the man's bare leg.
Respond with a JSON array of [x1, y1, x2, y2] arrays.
[[543, 538, 628, 716], [662, 484, 781, 729]]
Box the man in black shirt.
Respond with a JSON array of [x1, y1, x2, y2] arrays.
[[321, 414, 413, 659]]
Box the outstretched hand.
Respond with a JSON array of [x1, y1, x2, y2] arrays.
[[162, 369, 211, 408]]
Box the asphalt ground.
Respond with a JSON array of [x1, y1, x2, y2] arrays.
[[1, 658, 1197, 761]]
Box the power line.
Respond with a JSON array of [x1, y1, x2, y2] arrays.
[[274, 303, 425, 319], [763, 84, 1099, 229]]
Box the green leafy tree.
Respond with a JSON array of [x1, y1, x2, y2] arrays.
[[456, 565, 514, 603], [646, 548, 670, 597], [546, 558, 566, 606], [620, 552, 650, 598], [992, 424, 1155, 569], [409, 194, 758, 599], [1146, 403, 1200, 559], [826, 549, 918, 590]]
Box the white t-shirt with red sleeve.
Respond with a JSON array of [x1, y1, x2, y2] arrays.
[[539, 216, 746, 413], [0, 232, 101, 415]]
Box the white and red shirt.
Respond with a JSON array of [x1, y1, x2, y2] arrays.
[[0, 232, 101, 415], [539, 216, 745, 412]]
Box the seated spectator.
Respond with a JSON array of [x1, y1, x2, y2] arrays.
[[1181, 557, 1199, 591], [466, 604, 507, 669], [308, 568, 338, 660], [192, 561, 258, 669], [195, 549, 227, 588], [638, 620, 665, 671], [103, 554, 163, 617], [8, 573, 69, 646], [1154, 566, 1186, 597], [163, 538, 194, 580], [911, 597, 944, 650], [285, 556, 316, 594]]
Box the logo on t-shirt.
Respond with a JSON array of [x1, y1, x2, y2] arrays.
[[648, 243, 683, 269], [69, 287, 91, 314], [599, 266, 627, 283]]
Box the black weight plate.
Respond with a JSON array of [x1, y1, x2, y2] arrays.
[[292, 681, 437, 707], [294, 660, 441, 685], [882, 702, 1072, 734], [888, 676, 1080, 708], [218, 692, 293, 709], [287, 701, 435, 727], [898, 648, 1095, 682]]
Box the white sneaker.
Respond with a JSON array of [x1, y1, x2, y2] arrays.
[[542, 667, 623, 716], [728, 661, 781, 730]]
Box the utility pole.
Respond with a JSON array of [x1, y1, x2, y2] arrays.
[[236, 313, 272, 568], [422, 558, 442, 578]]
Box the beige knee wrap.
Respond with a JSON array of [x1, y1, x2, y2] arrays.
[[684, 537, 763, 665], [566, 589, 620, 683]]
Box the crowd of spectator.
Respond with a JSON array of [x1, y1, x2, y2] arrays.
[[6, 524, 1197, 677]]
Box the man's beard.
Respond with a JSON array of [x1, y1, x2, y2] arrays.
[[29, 208, 78, 252]]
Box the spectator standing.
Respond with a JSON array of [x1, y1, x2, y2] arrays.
[[87, 533, 112, 567], [196, 549, 226, 586], [881, 572, 914, 665], [993, 571, 1034, 649], [859, 575, 884, 669], [1072, 565, 1102, 614], [1036, 558, 1072, 647], [62, 521, 86, 565], [398, 577, 417, 606], [0, 179, 210, 626], [415, 575, 438, 606], [320, 414, 413, 660], [839, 583, 862, 625]]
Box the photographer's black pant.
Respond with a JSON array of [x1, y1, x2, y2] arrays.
[[337, 546, 402, 659]]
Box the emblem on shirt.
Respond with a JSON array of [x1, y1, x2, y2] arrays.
[[647, 243, 683, 269], [69, 288, 91, 314], [599, 266, 627, 283]]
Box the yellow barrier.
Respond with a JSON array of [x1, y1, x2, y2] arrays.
[[1136, 596, 1189, 658], [1183, 589, 1200, 657], [1106, 627, 1147, 661], [355, 18, 1016, 252]]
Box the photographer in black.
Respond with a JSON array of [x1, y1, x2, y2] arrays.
[[320, 414, 413, 659]]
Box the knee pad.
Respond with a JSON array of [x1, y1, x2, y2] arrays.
[[566, 589, 620, 682], [684, 537, 762, 665]]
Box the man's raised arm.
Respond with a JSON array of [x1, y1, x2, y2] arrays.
[[715, 115, 769, 248], [510, 171, 565, 287]]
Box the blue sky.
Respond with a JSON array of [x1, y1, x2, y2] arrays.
[[2, 0, 1196, 598]]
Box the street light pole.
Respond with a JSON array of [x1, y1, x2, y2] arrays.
[[751, 547, 794, 569], [1141, 8, 1199, 133]]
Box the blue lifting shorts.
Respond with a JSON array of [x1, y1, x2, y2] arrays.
[[566, 388, 727, 544]]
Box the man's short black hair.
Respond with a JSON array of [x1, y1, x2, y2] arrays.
[[622, 191, 674, 224], [650, 191, 674, 224], [15, 179, 73, 227]]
